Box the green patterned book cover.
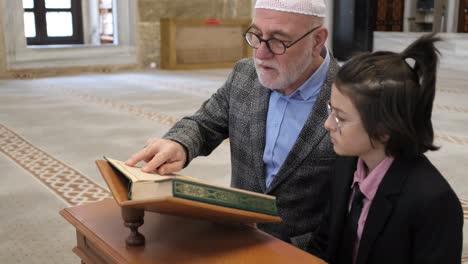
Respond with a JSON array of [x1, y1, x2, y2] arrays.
[[172, 179, 278, 216], [104, 156, 278, 216]]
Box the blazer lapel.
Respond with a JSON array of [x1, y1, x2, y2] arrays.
[[356, 158, 411, 264], [334, 158, 357, 224], [249, 81, 271, 193], [267, 58, 339, 193], [329, 157, 357, 258]]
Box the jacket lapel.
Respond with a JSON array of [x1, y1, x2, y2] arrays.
[[249, 81, 271, 193], [334, 158, 357, 224], [267, 58, 339, 193], [356, 158, 411, 264], [329, 157, 357, 258]]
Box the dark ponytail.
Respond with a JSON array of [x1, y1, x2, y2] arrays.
[[335, 34, 441, 158], [400, 33, 441, 94], [400, 34, 441, 154]]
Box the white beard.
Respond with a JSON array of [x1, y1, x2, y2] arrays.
[[254, 48, 313, 92]]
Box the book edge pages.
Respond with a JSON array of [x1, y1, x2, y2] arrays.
[[103, 157, 274, 198], [104, 156, 177, 183], [131, 180, 174, 201], [104, 156, 139, 182]]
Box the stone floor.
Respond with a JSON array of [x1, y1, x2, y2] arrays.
[[0, 34, 467, 263]]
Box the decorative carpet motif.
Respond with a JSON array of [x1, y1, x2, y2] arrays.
[[461, 199, 468, 221], [439, 88, 468, 95], [110, 77, 222, 97], [62, 88, 231, 145], [434, 104, 468, 114], [0, 124, 111, 206], [63, 89, 182, 127], [62, 89, 468, 146], [434, 134, 468, 145]]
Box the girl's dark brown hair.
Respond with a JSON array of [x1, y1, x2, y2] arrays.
[[335, 34, 441, 158]]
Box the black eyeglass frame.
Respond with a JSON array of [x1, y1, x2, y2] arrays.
[[242, 25, 321, 55]]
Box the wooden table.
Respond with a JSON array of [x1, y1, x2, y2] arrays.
[[60, 199, 326, 264]]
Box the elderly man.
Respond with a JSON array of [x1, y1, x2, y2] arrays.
[[127, 0, 338, 252]]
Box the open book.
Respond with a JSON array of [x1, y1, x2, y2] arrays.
[[104, 156, 278, 216]]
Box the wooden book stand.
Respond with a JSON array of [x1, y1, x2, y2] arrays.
[[60, 199, 325, 264], [95, 160, 281, 246]]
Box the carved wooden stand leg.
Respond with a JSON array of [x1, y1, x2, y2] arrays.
[[121, 207, 145, 246]]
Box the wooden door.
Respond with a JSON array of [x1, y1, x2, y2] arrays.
[[375, 0, 404, 31], [459, 0, 468, 32]]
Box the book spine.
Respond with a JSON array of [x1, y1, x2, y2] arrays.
[[172, 179, 278, 216], [127, 181, 133, 200]]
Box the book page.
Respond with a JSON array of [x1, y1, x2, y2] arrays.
[[105, 157, 176, 182]]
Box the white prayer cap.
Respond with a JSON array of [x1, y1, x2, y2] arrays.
[[254, 0, 326, 17]]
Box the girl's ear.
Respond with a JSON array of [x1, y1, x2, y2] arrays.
[[369, 134, 389, 149], [379, 134, 390, 143], [375, 125, 390, 144]]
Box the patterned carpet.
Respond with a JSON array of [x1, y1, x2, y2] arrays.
[[0, 66, 467, 262], [0, 124, 111, 205]]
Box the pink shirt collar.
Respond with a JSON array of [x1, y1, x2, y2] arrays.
[[350, 156, 395, 264], [351, 156, 394, 200]]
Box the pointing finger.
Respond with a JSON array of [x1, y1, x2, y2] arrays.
[[141, 152, 169, 173], [157, 160, 184, 175]]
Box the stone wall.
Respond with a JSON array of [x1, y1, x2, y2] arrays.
[[137, 0, 252, 68], [0, 0, 252, 79]]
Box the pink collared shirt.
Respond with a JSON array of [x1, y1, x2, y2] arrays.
[[350, 156, 394, 263]]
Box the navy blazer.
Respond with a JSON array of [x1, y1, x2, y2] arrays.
[[324, 155, 463, 264]]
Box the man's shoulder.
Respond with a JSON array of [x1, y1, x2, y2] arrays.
[[327, 55, 341, 75], [318, 55, 340, 91], [233, 58, 256, 74], [227, 58, 260, 88]]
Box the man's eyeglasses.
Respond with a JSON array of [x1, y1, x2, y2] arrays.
[[243, 25, 321, 55], [326, 101, 342, 134]]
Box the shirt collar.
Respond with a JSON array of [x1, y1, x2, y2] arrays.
[[351, 156, 394, 201], [275, 46, 330, 101]]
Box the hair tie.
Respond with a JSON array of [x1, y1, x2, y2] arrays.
[[403, 56, 422, 85], [403, 57, 416, 70]]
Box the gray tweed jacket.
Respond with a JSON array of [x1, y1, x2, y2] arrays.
[[164, 57, 339, 251]]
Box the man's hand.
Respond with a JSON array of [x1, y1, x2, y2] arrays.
[[125, 137, 187, 175]]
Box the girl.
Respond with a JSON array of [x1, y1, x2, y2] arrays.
[[324, 34, 463, 264]]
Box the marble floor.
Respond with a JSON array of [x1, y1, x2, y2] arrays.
[[0, 33, 467, 263]]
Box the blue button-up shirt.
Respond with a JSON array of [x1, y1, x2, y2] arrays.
[[263, 49, 330, 188]]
